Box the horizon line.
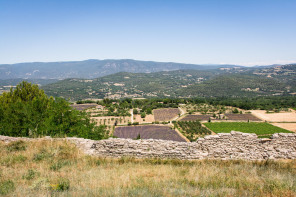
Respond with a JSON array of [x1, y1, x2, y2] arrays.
[[1, 58, 295, 67]]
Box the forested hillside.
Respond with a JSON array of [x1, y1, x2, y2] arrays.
[[178, 74, 289, 97], [42, 69, 295, 100]]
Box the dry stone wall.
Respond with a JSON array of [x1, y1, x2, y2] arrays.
[[1, 131, 296, 160], [74, 131, 296, 160]]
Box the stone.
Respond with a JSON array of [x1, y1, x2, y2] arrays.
[[1, 131, 296, 160]]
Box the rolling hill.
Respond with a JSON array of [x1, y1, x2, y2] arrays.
[[42, 68, 295, 100], [0, 59, 240, 80]]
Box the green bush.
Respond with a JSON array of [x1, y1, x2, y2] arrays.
[[22, 169, 39, 180], [0, 180, 15, 195], [1, 155, 27, 166], [33, 149, 54, 162], [50, 160, 72, 171], [140, 112, 146, 118], [50, 178, 70, 192]]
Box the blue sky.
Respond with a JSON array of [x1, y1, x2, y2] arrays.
[[0, 0, 295, 66]]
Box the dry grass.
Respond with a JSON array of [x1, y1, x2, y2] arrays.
[[134, 114, 155, 124], [0, 140, 296, 196], [251, 110, 296, 122], [271, 123, 296, 132]]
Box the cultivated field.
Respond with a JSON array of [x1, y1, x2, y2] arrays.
[[271, 123, 296, 132], [1, 140, 295, 196], [250, 110, 296, 122], [92, 116, 130, 126], [114, 125, 187, 142], [204, 122, 293, 137], [225, 114, 262, 121], [92, 116, 130, 134], [153, 108, 180, 122], [180, 114, 212, 121], [174, 121, 211, 141], [184, 103, 234, 114], [71, 103, 98, 111]]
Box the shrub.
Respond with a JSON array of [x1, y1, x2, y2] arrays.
[[232, 108, 239, 114], [50, 178, 70, 192], [0, 180, 15, 195], [1, 155, 27, 166], [6, 141, 27, 152], [141, 112, 146, 118], [133, 108, 138, 114], [136, 134, 141, 140], [50, 160, 72, 171], [132, 122, 139, 125], [22, 169, 39, 180], [33, 149, 53, 162]]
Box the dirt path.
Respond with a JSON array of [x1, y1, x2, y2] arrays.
[[174, 107, 186, 121]]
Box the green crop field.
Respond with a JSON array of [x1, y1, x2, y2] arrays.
[[203, 122, 292, 137]]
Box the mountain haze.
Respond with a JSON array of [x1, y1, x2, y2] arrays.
[[0, 59, 240, 80]]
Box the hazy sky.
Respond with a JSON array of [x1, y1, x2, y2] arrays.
[[1, 0, 296, 66]]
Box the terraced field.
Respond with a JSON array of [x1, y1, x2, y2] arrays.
[[204, 122, 292, 138], [114, 125, 186, 142], [153, 108, 180, 121], [225, 114, 262, 121]]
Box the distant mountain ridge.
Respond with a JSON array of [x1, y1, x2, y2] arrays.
[[0, 59, 241, 79]]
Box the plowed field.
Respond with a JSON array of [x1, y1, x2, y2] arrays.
[[153, 108, 180, 121], [114, 125, 187, 142], [180, 115, 212, 121], [225, 114, 262, 121]]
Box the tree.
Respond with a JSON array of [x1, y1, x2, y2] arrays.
[[232, 108, 239, 114], [141, 112, 146, 118], [0, 81, 108, 140], [133, 108, 138, 114]]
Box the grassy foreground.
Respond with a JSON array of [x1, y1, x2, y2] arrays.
[[0, 140, 295, 196]]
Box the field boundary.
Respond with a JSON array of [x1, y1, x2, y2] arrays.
[[1, 132, 296, 160]]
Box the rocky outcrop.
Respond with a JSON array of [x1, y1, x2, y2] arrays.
[[1, 131, 296, 160]]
